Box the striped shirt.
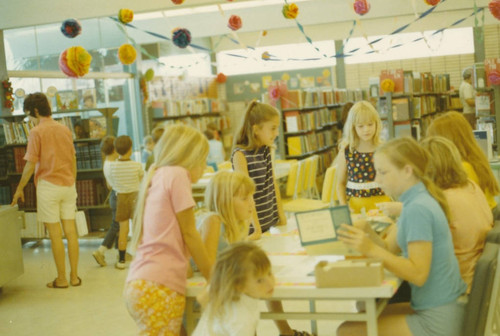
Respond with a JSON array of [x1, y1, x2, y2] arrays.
[[231, 146, 278, 233], [107, 159, 144, 193]]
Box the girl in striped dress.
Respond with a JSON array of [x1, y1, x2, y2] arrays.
[[231, 100, 286, 240]]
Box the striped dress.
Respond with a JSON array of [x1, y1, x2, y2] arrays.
[[231, 146, 278, 233]]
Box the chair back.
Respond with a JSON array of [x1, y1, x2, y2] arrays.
[[463, 243, 500, 336], [217, 161, 232, 171], [486, 220, 500, 244], [294, 159, 307, 199], [306, 155, 320, 199], [285, 161, 299, 198], [321, 165, 336, 204]]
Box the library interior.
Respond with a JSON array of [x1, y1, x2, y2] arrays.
[[1, 1, 500, 336]]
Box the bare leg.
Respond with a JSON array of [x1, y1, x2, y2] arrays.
[[45, 222, 68, 286], [118, 220, 129, 251], [61, 219, 79, 284], [266, 300, 294, 335]]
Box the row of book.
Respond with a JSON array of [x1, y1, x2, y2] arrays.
[[2, 121, 35, 144], [75, 142, 102, 170], [380, 70, 452, 95], [151, 98, 225, 118], [0, 185, 11, 205], [283, 108, 337, 133], [6, 147, 27, 174], [157, 115, 231, 133], [75, 179, 108, 207], [281, 88, 367, 110], [286, 130, 336, 157], [379, 94, 456, 122]]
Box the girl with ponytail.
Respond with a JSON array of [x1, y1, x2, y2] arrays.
[[337, 137, 466, 336]]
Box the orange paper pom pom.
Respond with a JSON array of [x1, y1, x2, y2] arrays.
[[489, 0, 500, 20], [228, 15, 242, 31], [424, 0, 440, 5], [216, 73, 227, 83], [118, 44, 137, 65], [59, 46, 92, 78], [381, 79, 395, 92], [282, 3, 299, 19], [118, 8, 134, 24]]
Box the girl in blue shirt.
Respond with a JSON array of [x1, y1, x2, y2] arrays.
[[338, 137, 466, 336]]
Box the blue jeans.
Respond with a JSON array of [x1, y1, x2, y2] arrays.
[[101, 190, 119, 249]]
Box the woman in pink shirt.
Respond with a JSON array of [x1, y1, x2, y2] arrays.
[[125, 124, 213, 335]]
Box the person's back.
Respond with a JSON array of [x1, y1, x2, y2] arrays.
[[208, 139, 225, 165], [108, 159, 143, 193]]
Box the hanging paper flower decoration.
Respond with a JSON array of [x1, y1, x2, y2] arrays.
[[216, 73, 227, 83], [118, 44, 137, 65], [144, 68, 155, 82], [118, 8, 134, 24], [262, 30, 268, 36], [172, 28, 192, 48], [139, 77, 148, 104], [489, 0, 500, 20], [488, 70, 500, 86], [282, 3, 299, 19], [424, 0, 440, 6], [171, 0, 184, 4], [60, 19, 82, 38], [59, 46, 92, 78], [381, 79, 395, 92], [228, 15, 242, 31], [269, 87, 280, 100], [353, 0, 370, 15], [262, 51, 272, 60], [2, 79, 14, 112]]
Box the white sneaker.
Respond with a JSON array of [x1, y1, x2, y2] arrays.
[[92, 250, 106, 267], [115, 261, 126, 270]]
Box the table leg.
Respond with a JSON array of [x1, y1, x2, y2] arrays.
[[309, 299, 318, 335], [365, 298, 378, 336], [185, 297, 196, 335]]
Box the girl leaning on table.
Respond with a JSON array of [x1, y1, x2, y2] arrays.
[[231, 100, 287, 241], [124, 124, 214, 335], [335, 101, 391, 214], [193, 242, 275, 336], [337, 137, 467, 336]]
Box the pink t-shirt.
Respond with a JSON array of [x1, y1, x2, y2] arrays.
[[126, 166, 195, 295], [444, 180, 493, 293], [24, 117, 75, 187]]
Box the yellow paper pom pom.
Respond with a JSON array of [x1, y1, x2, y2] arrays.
[[118, 44, 137, 65], [381, 78, 395, 92], [66, 46, 92, 77], [282, 3, 299, 19], [119, 8, 134, 24]]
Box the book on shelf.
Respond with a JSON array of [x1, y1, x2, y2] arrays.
[[284, 110, 300, 133], [421, 72, 434, 93], [0, 185, 10, 205], [2, 121, 35, 144], [281, 90, 302, 109], [434, 74, 450, 93], [89, 117, 106, 139], [76, 179, 108, 207], [75, 142, 102, 170], [287, 136, 303, 156], [403, 71, 414, 94], [56, 90, 79, 111], [392, 98, 410, 121]]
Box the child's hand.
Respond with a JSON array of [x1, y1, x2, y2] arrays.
[[277, 212, 287, 226], [247, 231, 262, 241], [337, 224, 375, 256], [376, 202, 403, 218]]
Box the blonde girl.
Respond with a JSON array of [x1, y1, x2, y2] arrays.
[[124, 124, 214, 335], [193, 242, 275, 336], [335, 100, 391, 213], [426, 111, 500, 212], [338, 137, 466, 336], [231, 100, 286, 240], [421, 136, 493, 293]]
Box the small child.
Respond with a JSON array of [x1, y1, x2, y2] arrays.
[[107, 135, 144, 269], [145, 126, 165, 172], [231, 100, 286, 240], [125, 125, 213, 335], [141, 135, 154, 165], [193, 242, 275, 336], [335, 100, 391, 213], [92, 136, 119, 266], [204, 129, 225, 170]]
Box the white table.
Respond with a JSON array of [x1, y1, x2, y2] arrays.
[[185, 223, 400, 336]]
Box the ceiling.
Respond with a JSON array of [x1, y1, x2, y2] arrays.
[[1, 0, 496, 49]]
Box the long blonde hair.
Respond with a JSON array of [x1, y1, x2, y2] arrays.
[[234, 100, 280, 151], [130, 124, 209, 253], [426, 111, 500, 197], [340, 100, 383, 151], [204, 171, 255, 243], [420, 136, 468, 190], [206, 242, 271, 328], [376, 137, 450, 222]]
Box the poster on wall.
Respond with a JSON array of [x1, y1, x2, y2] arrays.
[[300, 77, 315, 88], [233, 83, 245, 95], [262, 76, 272, 89]]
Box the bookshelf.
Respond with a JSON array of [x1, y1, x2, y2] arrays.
[[0, 107, 119, 237]]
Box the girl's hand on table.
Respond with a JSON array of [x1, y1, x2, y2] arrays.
[[376, 202, 402, 218], [337, 224, 375, 256]]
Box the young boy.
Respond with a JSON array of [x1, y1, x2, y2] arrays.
[[107, 135, 144, 269], [92, 136, 119, 267]]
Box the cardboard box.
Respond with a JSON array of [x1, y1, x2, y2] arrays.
[[315, 259, 384, 288]]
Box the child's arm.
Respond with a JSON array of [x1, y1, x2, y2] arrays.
[[233, 151, 262, 240], [273, 164, 287, 226], [177, 207, 213, 280], [335, 149, 348, 205], [199, 215, 222, 262]]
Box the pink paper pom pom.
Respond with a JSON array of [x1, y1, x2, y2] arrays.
[[424, 0, 440, 6], [228, 15, 242, 31], [353, 0, 370, 15], [489, 0, 500, 20]]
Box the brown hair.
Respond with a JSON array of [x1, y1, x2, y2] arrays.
[[204, 129, 215, 140], [114, 135, 132, 155], [151, 126, 165, 143], [100, 136, 116, 156], [24, 92, 52, 117], [234, 100, 280, 150], [426, 111, 500, 197]]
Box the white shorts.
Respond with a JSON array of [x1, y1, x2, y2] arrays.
[[36, 179, 77, 223]]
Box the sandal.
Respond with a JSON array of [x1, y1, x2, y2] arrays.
[[46, 279, 69, 289], [71, 277, 82, 287]]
